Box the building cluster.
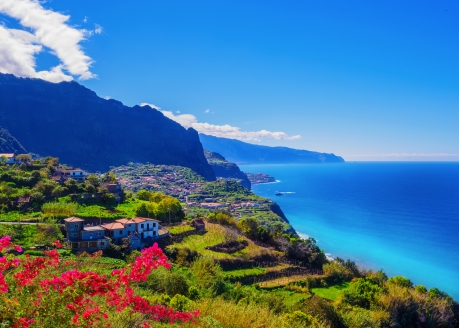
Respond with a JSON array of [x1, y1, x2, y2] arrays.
[[64, 216, 168, 252], [114, 164, 206, 199]]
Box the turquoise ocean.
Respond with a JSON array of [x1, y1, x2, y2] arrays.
[[239, 162, 459, 299]]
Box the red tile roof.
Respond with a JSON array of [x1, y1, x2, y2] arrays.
[[64, 217, 84, 222], [115, 219, 136, 224], [130, 218, 146, 223], [101, 222, 125, 230]]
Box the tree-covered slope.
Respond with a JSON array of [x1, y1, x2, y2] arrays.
[[200, 134, 345, 164], [0, 73, 215, 181], [204, 150, 251, 189], [0, 127, 26, 154]]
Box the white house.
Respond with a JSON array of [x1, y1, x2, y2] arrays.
[[131, 217, 160, 239], [58, 168, 88, 181], [0, 153, 15, 164]]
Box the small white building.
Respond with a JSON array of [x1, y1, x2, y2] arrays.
[[131, 217, 160, 239], [59, 168, 88, 181], [0, 153, 15, 164]]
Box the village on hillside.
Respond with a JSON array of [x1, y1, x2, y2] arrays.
[[112, 163, 284, 226]]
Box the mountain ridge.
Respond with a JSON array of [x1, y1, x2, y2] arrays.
[[0, 73, 215, 180], [0, 127, 27, 154]]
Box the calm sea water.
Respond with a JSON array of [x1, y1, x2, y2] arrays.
[[239, 162, 459, 299]]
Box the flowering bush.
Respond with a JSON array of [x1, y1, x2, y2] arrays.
[[0, 235, 199, 327]]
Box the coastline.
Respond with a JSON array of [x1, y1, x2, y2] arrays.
[[242, 162, 459, 300]]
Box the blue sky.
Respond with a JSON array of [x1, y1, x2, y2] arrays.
[[1, 0, 458, 161]]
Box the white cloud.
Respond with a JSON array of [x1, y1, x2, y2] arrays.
[[160, 110, 198, 128], [0, 0, 95, 82], [140, 102, 161, 110], [94, 24, 102, 35], [204, 109, 210, 113], [83, 16, 88, 23], [140, 104, 302, 142]]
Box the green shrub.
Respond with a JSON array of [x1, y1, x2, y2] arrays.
[[338, 278, 381, 309], [57, 249, 74, 257], [283, 311, 320, 328], [339, 306, 390, 328], [169, 294, 193, 312], [164, 272, 189, 297], [175, 248, 198, 267], [323, 261, 353, 284], [293, 295, 344, 328], [188, 286, 200, 300], [200, 315, 223, 328], [24, 250, 46, 256], [126, 250, 141, 263], [159, 294, 171, 306], [387, 275, 413, 288], [191, 257, 225, 296], [414, 285, 427, 293]]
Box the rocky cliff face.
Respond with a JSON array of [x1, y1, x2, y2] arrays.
[[200, 134, 345, 164], [0, 73, 215, 180], [0, 127, 26, 154], [204, 150, 251, 189]]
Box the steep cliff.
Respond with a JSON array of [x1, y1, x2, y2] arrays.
[[204, 150, 251, 189], [0, 73, 215, 180], [200, 134, 345, 164], [0, 127, 27, 154]]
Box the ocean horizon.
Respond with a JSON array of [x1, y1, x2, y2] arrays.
[[240, 162, 459, 300]]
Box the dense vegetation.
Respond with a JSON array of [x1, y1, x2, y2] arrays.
[[0, 155, 124, 221], [134, 190, 185, 223], [1, 155, 458, 327], [0, 212, 459, 328]]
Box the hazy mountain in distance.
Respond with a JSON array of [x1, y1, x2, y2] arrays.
[[199, 134, 345, 164]]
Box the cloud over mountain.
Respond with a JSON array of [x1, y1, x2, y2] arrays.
[[0, 0, 96, 82], [140, 104, 302, 142]]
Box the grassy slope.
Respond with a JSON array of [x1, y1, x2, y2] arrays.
[[167, 222, 279, 260], [311, 281, 350, 301]]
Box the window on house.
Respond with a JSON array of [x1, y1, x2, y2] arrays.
[[119, 231, 122, 235], [98, 232, 101, 236], [90, 233, 93, 237], [73, 233, 78, 237], [74, 224, 79, 228], [153, 231, 156, 236], [141, 224, 144, 228], [100, 242, 105, 246], [153, 223, 156, 227]]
